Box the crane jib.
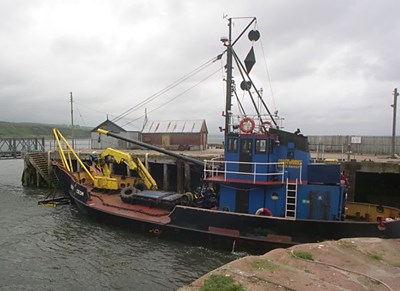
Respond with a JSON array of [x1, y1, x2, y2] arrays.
[[97, 129, 205, 168]]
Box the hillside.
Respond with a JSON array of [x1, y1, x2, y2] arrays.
[[0, 121, 91, 138]]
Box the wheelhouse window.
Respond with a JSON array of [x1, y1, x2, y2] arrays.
[[255, 139, 267, 154], [227, 138, 238, 153], [268, 139, 274, 154], [240, 139, 252, 154]]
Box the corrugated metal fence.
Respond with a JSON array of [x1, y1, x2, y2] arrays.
[[308, 136, 400, 155]]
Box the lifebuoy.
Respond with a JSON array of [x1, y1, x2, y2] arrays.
[[378, 218, 386, 231], [239, 117, 255, 133], [255, 207, 273, 216]]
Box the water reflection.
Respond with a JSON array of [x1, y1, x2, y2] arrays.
[[0, 159, 240, 290]]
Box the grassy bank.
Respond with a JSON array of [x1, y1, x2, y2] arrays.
[[0, 121, 91, 138]]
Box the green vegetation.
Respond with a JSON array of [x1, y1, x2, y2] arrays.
[[293, 250, 313, 261], [339, 240, 357, 249], [0, 121, 91, 138], [200, 274, 244, 291], [367, 252, 382, 261], [250, 259, 278, 271]]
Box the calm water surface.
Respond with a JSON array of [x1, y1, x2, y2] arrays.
[[0, 159, 241, 290]]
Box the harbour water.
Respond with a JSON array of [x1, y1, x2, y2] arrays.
[[0, 159, 240, 290]]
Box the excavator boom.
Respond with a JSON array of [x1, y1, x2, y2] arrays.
[[53, 128, 157, 191], [99, 148, 158, 190]]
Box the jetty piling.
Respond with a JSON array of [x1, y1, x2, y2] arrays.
[[0, 137, 45, 159], [22, 152, 58, 188]]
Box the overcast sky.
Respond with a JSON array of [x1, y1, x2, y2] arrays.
[[0, 0, 399, 136]]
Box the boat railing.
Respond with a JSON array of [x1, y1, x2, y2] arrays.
[[204, 160, 289, 183]]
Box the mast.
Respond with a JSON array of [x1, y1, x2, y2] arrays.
[[223, 17, 276, 134], [224, 18, 233, 135], [70, 92, 75, 149], [391, 88, 398, 158]]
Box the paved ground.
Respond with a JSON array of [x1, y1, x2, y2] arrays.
[[312, 152, 400, 163], [180, 238, 400, 291]]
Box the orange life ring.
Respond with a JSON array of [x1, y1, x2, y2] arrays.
[[240, 117, 255, 133], [378, 218, 386, 231], [255, 208, 273, 216]]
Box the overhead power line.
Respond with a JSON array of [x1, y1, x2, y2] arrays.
[[113, 53, 224, 123], [120, 66, 222, 128]]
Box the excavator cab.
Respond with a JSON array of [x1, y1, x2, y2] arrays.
[[92, 148, 158, 191]]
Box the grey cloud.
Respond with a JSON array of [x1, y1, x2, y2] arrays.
[[0, 0, 399, 136]]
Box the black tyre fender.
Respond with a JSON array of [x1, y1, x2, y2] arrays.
[[135, 182, 146, 191], [120, 186, 140, 203]]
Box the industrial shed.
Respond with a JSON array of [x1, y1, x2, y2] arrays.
[[141, 120, 208, 150], [91, 119, 141, 149]]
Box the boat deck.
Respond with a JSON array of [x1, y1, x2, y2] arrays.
[[87, 191, 172, 225]]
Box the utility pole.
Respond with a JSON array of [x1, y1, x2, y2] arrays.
[[391, 88, 399, 158], [70, 92, 75, 149], [143, 108, 148, 130]]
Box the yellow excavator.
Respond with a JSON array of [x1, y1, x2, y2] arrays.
[[93, 148, 157, 190], [53, 128, 157, 191]]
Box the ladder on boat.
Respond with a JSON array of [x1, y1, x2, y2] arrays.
[[285, 179, 298, 219]]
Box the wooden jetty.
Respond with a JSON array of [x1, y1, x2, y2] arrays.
[[22, 152, 59, 188], [0, 137, 45, 159]]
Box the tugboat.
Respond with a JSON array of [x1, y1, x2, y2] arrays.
[[53, 17, 400, 254]]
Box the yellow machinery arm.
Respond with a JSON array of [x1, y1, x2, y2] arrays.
[[53, 128, 157, 191], [99, 148, 158, 190], [53, 128, 96, 182]]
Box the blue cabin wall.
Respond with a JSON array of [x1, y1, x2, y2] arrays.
[[256, 187, 287, 217], [218, 183, 344, 220], [218, 185, 236, 212], [248, 187, 287, 216], [224, 136, 240, 180], [296, 185, 344, 220], [274, 145, 310, 181], [219, 130, 343, 220], [224, 134, 310, 183], [248, 188, 264, 214], [219, 185, 286, 216]]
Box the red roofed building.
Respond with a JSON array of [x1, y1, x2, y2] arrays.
[[141, 120, 208, 150]]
